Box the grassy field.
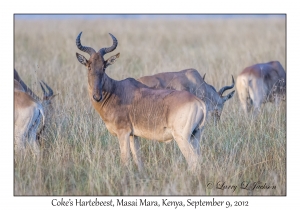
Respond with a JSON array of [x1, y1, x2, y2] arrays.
[[14, 17, 286, 195]]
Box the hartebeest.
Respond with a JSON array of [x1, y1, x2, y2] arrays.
[[14, 70, 55, 153], [138, 69, 235, 123], [14, 80, 44, 153], [236, 61, 286, 116], [76, 32, 206, 171]]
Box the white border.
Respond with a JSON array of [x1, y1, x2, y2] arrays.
[[2, 0, 298, 209]]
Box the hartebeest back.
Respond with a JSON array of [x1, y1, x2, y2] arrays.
[[236, 61, 286, 116], [76, 32, 207, 171], [138, 69, 235, 123], [14, 69, 40, 101]]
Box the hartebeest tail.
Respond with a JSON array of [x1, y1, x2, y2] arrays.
[[76, 32, 207, 172]]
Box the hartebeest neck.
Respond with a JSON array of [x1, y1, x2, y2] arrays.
[[102, 73, 116, 94], [204, 84, 222, 108], [89, 73, 117, 109]]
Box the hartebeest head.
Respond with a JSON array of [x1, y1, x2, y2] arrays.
[[76, 32, 120, 102], [39, 80, 56, 115], [39, 81, 55, 101], [203, 75, 235, 121]]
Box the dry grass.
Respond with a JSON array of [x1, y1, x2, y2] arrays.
[[14, 17, 286, 195]]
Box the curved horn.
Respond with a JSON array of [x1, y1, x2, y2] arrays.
[[218, 75, 235, 96], [40, 81, 54, 98], [42, 81, 54, 97], [76, 32, 96, 56], [39, 81, 46, 97], [99, 33, 118, 56], [222, 90, 235, 102], [203, 73, 206, 81]]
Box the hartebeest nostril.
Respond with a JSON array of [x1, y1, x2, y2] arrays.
[[93, 94, 102, 102]]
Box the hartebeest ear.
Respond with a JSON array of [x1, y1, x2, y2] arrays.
[[76, 52, 88, 66], [106, 53, 120, 67], [223, 90, 235, 102]]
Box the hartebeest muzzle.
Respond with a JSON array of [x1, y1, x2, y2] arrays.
[[93, 81, 103, 102], [93, 94, 102, 102]]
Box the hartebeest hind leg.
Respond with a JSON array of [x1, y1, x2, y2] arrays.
[[129, 135, 144, 173], [238, 92, 252, 116], [172, 131, 199, 172], [27, 116, 42, 155], [15, 110, 41, 155], [249, 90, 263, 118], [190, 128, 203, 155], [14, 127, 26, 152]]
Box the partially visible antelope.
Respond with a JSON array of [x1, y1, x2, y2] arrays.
[[14, 70, 56, 153], [14, 80, 44, 153], [236, 61, 286, 116], [138, 69, 235, 123], [76, 32, 206, 172]]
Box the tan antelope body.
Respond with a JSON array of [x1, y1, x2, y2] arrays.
[[14, 70, 55, 153], [76, 32, 206, 171], [14, 79, 25, 92], [138, 69, 235, 122], [14, 83, 44, 152], [236, 61, 286, 116]]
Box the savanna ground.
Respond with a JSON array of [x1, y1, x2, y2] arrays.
[[14, 17, 286, 195]]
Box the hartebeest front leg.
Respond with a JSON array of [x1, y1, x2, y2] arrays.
[[129, 135, 144, 173], [117, 131, 131, 168], [116, 131, 131, 190]]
